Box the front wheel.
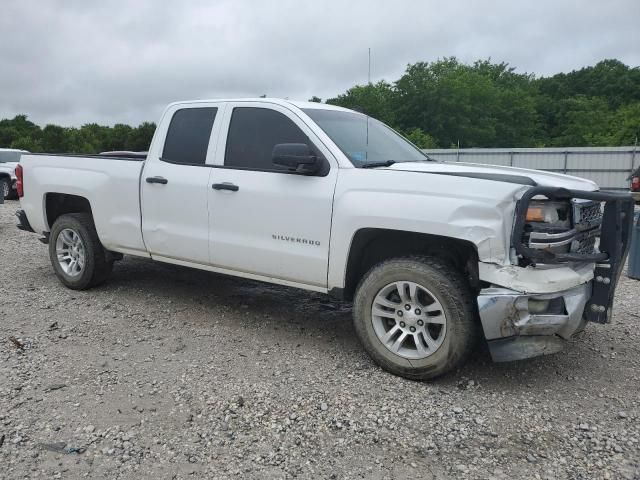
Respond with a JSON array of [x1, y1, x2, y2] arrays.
[[353, 257, 478, 380], [49, 213, 113, 290]]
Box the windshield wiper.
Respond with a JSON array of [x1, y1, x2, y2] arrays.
[[360, 160, 396, 169]]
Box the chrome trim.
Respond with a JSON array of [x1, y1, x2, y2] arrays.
[[528, 229, 576, 249]]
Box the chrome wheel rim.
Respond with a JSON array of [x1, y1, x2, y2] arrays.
[[2, 181, 8, 198], [55, 228, 86, 277], [371, 281, 447, 359]]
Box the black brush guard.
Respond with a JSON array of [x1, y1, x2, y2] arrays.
[[513, 187, 634, 324]]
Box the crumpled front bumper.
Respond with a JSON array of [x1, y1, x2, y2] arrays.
[[480, 186, 634, 362], [477, 282, 591, 362], [512, 186, 633, 324]]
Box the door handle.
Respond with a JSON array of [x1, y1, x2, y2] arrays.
[[212, 182, 239, 192], [146, 176, 168, 185]]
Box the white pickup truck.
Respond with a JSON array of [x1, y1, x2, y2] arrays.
[[16, 98, 634, 379], [0, 148, 28, 201]]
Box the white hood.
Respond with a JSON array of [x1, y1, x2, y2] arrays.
[[387, 160, 599, 191]]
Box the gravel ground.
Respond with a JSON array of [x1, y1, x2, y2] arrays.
[[1, 200, 639, 479]]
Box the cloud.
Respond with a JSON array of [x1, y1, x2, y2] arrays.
[[1, 0, 638, 126]]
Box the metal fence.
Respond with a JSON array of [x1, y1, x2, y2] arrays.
[[422, 146, 639, 190]]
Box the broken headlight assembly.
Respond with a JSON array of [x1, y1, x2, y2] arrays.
[[524, 200, 575, 254]]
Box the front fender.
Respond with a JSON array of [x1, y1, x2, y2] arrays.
[[328, 169, 527, 289]]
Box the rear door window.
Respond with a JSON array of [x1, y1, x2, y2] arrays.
[[162, 107, 217, 165]]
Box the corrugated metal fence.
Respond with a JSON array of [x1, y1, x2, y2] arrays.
[[422, 146, 639, 190]]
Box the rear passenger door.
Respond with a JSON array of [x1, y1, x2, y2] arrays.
[[141, 104, 223, 264], [208, 103, 337, 288]]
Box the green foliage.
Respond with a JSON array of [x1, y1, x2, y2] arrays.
[[402, 128, 437, 149], [547, 96, 615, 146], [327, 58, 640, 148], [327, 81, 397, 125], [610, 102, 640, 145], [537, 59, 640, 109], [0, 118, 156, 154], [1, 58, 638, 151]]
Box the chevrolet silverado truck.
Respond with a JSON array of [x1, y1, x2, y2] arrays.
[[15, 99, 634, 379]]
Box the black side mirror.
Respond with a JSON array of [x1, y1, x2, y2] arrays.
[[272, 143, 322, 175]]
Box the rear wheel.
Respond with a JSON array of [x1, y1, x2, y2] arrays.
[[353, 256, 478, 380], [49, 213, 113, 290], [0, 178, 10, 200]]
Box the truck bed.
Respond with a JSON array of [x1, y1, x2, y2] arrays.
[[19, 153, 148, 255]]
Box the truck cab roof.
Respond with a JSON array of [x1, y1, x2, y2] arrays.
[[166, 97, 354, 113]]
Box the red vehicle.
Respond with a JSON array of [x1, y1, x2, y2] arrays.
[[631, 168, 640, 204]]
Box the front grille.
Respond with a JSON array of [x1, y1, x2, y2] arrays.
[[573, 200, 603, 231], [571, 200, 602, 254], [572, 231, 599, 254]]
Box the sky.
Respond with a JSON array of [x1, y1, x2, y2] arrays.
[[1, 0, 639, 127]]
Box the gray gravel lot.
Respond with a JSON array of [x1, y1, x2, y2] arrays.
[[1, 201, 639, 479]]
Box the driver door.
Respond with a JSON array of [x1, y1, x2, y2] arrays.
[[207, 103, 338, 288]]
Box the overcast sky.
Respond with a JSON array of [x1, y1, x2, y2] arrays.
[[1, 0, 638, 127]]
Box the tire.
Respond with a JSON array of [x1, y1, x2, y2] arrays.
[[0, 177, 10, 201], [48, 213, 113, 290], [353, 256, 478, 380]]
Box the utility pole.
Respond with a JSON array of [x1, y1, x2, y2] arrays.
[[368, 48, 371, 84]]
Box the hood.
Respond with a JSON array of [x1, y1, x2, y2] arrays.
[[386, 161, 598, 191], [0, 162, 18, 178]]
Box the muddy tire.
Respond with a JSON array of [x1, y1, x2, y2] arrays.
[[49, 213, 113, 290], [353, 256, 478, 380], [0, 177, 10, 200]]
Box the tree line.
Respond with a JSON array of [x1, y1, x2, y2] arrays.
[[0, 116, 156, 154], [321, 58, 640, 148], [1, 58, 638, 153]]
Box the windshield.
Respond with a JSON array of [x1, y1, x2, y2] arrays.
[[302, 108, 427, 167], [0, 151, 22, 163]]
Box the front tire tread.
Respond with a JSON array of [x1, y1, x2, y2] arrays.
[[353, 256, 479, 380]]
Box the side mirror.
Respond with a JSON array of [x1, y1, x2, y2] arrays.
[[272, 143, 322, 175]]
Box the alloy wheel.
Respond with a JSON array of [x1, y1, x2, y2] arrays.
[[55, 228, 86, 277], [371, 280, 447, 359]]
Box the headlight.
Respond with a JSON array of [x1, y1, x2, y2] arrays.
[[525, 200, 571, 227], [524, 200, 574, 253]]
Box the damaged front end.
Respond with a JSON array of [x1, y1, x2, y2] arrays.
[[478, 186, 634, 362]]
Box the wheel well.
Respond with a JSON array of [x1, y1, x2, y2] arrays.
[[45, 193, 93, 230], [342, 229, 479, 301], [0, 173, 11, 181]]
